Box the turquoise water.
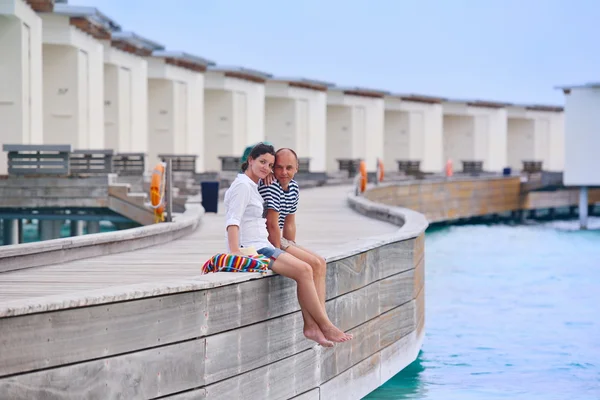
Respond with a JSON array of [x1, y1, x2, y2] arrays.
[[366, 217, 600, 400]]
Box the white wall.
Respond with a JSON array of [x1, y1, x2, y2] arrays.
[[384, 98, 444, 173], [265, 97, 296, 149], [147, 58, 205, 171], [383, 110, 410, 171], [563, 88, 599, 185], [0, 0, 43, 174], [507, 118, 534, 171], [204, 72, 266, 171], [327, 92, 384, 172], [265, 83, 327, 172], [41, 14, 104, 149], [103, 46, 148, 154], [326, 105, 352, 172], [443, 115, 474, 167], [443, 104, 508, 172], [204, 89, 232, 171]]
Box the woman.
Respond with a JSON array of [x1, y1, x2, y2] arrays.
[[224, 143, 352, 346]]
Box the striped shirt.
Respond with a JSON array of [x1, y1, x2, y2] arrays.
[[258, 179, 299, 230]]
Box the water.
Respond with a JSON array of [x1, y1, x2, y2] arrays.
[[20, 220, 118, 243], [366, 218, 600, 400]]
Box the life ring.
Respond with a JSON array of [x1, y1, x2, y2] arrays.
[[377, 159, 385, 182], [445, 159, 453, 178], [149, 162, 166, 222], [359, 160, 368, 193]]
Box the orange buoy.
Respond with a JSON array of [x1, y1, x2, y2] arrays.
[[445, 158, 453, 178], [359, 160, 368, 193], [377, 159, 385, 182], [150, 162, 166, 222]]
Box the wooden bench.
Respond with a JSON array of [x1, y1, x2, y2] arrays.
[[522, 160, 543, 174], [218, 156, 242, 172], [3, 144, 71, 176], [336, 158, 362, 177], [70, 149, 114, 175], [461, 160, 484, 174], [159, 154, 197, 173], [397, 160, 421, 175], [113, 153, 145, 176]]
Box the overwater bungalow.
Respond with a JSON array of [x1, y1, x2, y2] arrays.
[[0, 0, 45, 174], [265, 77, 331, 173], [326, 86, 386, 173], [146, 50, 215, 172], [41, 3, 116, 149], [442, 99, 509, 173], [506, 103, 564, 173], [203, 66, 272, 172], [384, 93, 445, 174]]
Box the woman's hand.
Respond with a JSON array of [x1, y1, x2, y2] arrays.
[[263, 171, 276, 186]]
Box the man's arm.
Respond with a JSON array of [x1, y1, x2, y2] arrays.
[[266, 209, 282, 248], [282, 213, 296, 243]]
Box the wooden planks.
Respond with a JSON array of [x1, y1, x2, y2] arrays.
[[0, 340, 205, 400]]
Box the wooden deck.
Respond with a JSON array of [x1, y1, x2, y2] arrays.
[[0, 184, 398, 313]]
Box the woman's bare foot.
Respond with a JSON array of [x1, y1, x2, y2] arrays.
[[304, 326, 334, 347], [321, 325, 353, 343]]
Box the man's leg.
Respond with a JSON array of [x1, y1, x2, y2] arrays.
[[283, 244, 327, 310]]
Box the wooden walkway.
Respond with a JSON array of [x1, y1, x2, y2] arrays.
[[0, 185, 398, 312]]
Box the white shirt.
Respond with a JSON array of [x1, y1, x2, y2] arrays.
[[224, 173, 271, 252]]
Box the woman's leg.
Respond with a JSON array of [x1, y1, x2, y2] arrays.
[[270, 252, 352, 343]]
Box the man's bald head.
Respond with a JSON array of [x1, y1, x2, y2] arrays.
[[273, 148, 298, 187]]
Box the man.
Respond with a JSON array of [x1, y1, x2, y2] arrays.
[[258, 148, 331, 344]]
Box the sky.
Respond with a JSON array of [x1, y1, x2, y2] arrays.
[[72, 0, 600, 105]]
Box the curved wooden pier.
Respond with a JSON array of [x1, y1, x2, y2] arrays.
[[0, 184, 427, 400]]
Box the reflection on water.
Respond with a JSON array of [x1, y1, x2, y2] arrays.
[[365, 218, 600, 400], [20, 220, 118, 243]]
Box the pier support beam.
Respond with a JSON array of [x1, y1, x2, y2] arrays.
[[2, 219, 21, 245], [87, 221, 101, 234], [70, 220, 84, 236], [39, 220, 63, 241], [579, 186, 588, 230]]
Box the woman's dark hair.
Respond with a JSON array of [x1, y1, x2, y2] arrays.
[[241, 142, 275, 171]]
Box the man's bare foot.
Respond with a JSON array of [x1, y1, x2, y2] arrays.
[[321, 325, 353, 343], [304, 327, 334, 347]]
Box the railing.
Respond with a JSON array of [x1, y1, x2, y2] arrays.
[[336, 158, 362, 177], [159, 154, 197, 173], [3, 144, 71, 176], [397, 160, 421, 174], [113, 153, 145, 176], [218, 156, 242, 172], [522, 160, 543, 174], [70, 149, 114, 175], [298, 157, 310, 173], [462, 160, 484, 174]]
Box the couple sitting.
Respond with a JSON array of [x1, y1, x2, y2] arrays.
[[224, 143, 352, 346]]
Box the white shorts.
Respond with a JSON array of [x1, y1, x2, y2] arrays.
[[280, 237, 297, 250]]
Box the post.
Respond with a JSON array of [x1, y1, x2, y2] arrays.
[[166, 158, 173, 222], [2, 219, 20, 245], [579, 186, 588, 230]]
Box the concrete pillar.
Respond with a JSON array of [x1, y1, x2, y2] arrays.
[[39, 220, 63, 241], [579, 187, 588, 230], [70, 220, 84, 236], [2, 219, 20, 245], [87, 221, 101, 234]]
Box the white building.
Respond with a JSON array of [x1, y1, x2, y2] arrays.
[[384, 94, 444, 173], [557, 83, 600, 186], [41, 4, 113, 149], [104, 32, 161, 154], [146, 51, 214, 172], [506, 104, 564, 172], [442, 99, 509, 172], [265, 77, 330, 172], [0, 0, 44, 174], [204, 66, 271, 172], [326, 86, 386, 173]]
